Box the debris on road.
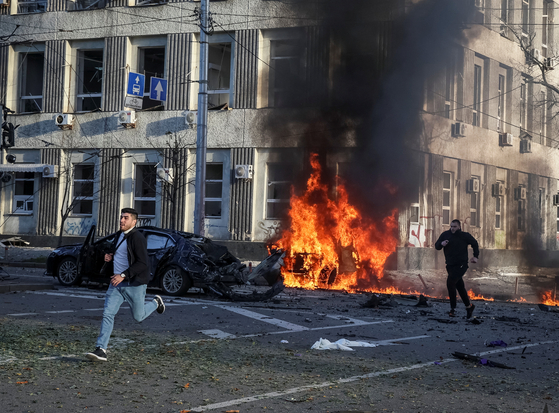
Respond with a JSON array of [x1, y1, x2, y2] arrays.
[[486, 340, 507, 347], [452, 352, 515, 369], [311, 338, 377, 351]]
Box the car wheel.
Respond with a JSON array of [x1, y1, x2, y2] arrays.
[[161, 266, 192, 296], [56, 257, 81, 286]]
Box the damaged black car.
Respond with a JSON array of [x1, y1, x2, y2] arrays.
[[45, 226, 285, 300]]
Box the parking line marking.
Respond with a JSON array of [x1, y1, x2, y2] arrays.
[[187, 340, 559, 412], [213, 305, 309, 332], [45, 310, 75, 314], [198, 329, 236, 339], [6, 313, 38, 317]]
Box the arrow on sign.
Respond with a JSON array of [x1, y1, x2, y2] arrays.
[[154, 81, 164, 101]]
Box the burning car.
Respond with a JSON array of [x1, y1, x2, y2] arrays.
[[45, 225, 285, 300]]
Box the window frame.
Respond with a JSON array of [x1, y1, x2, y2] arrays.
[[71, 163, 95, 217], [266, 162, 294, 220], [442, 172, 452, 226], [133, 163, 157, 219], [204, 162, 224, 219], [12, 171, 35, 215]]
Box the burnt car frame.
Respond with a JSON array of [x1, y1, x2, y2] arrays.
[[45, 226, 284, 300]]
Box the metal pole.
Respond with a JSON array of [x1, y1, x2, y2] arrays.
[[193, 0, 209, 236]]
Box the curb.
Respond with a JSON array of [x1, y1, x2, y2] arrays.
[[0, 283, 54, 293], [0, 262, 46, 269]]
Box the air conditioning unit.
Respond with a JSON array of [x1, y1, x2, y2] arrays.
[[531, 48, 541, 62], [520, 139, 532, 153], [118, 110, 136, 128], [234, 164, 253, 180], [185, 111, 197, 128], [492, 182, 505, 197], [515, 186, 527, 200], [55, 113, 74, 129], [544, 57, 554, 70], [0, 172, 12, 183], [156, 167, 173, 184], [499, 133, 513, 146], [452, 122, 467, 138], [466, 178, 480, 193], [553, 194, 559, 206], [499, 25, 508, 38], [42, 165, 58, 178], [474, 0, 483, 8]]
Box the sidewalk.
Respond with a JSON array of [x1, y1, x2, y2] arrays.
[[0, 246, 54, 293]]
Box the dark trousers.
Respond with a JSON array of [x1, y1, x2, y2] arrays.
[[446, 264, 471, 309]]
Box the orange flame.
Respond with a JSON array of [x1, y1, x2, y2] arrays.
[[275, 153, 398, 293], [467, 289, 494, 301], [541, 290, 559, 306]]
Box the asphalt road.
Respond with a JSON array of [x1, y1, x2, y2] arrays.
[[0, 269, 558, 413]]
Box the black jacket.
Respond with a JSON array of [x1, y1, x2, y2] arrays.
[[109, 228, 150, 286], [435, 229, 479, 266]]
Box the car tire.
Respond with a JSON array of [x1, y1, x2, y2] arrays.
[[56, 257, 81, 286], [161, 265, 192, 296]]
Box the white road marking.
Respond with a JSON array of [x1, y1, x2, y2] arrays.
[[187, 340, 559, 412], [198, 329, 236, 339], [45, 310, 75, 314], [6, 313, 38, 316], [213, 305, 309, 332]]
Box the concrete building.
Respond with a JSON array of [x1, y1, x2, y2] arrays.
[[0, 0, 558, 270]]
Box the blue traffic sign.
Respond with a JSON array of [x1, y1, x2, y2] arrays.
[[127, 72, 145, 97], [150, 77, 167, 102]]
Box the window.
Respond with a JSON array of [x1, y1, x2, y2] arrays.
[[410, 204, 419, 224], [443, 172, 452, 225], [519, 77, 532, 133], [539, 188, 545, 233], [473, 64, 482, 126], [71, 164, 94, 215], [444, 61, 454, 119], [208, 43, 232, 109], [522, 0, 530, 36], [76, 49, 103, 112], [269, 40, 303, 108], [17, 0, 47, 13], [266, 163, 293, 219], [134, 164, 156, 217], [19, 53, 44, 113], [13, 172, 34, 214], [500, 0, 508, 23], [73, 0, 106, 10], [543, 1, 549, 57], [540, 89, 547, 142], [205, 163, 223, 218], [497, 74, 505, 132], [495, 188, 502, 229], [518, 195, 526, 231], [139, 47, 165, 110], [145, 233, 174, 250], [470, 176, 480, 227]]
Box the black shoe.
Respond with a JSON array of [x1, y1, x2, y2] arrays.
[[86, 347, 107, 362], [154, 295, 165, 314], [449, 309, 456, 317], [466, 304, 476, 319]]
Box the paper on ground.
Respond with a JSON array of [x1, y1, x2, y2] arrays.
[[311, 338, 378, 351]]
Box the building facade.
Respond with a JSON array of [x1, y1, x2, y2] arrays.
[[0, 0, 558, 269]]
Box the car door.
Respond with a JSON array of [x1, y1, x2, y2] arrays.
[[78, 225, 96, 277], [141, 230, 176, 282], [78, 225, 117, 281]]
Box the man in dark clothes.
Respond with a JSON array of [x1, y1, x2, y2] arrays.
[[435, 219, 479, 318], [86, 208, 165, 362]]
